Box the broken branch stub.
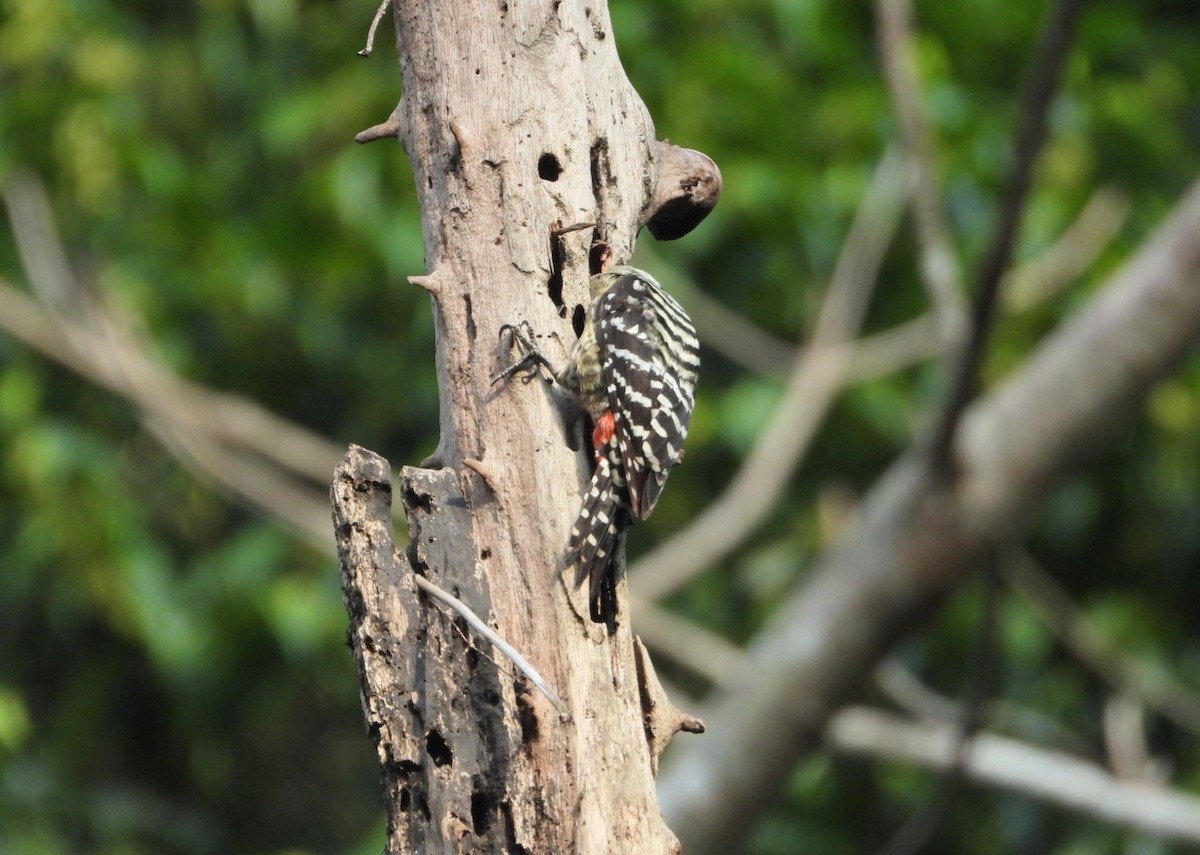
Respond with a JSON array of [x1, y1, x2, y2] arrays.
[[645, 142, 723, 241]]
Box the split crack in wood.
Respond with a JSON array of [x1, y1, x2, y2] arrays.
[[332, 445, 569, 718]]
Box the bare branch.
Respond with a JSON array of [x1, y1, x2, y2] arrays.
[[0, 175, 377, 553], [1102, 694, 1168, 783], [1, 174, 348, 487], [874, 658, 1093, 755], [845, 312, 942, 383], [0, 274, 348, 483], [630, 597, 744, 686], [930, 0, 1085, 469], [355, 103, 402, 144], [3, 170, 86, 315], [828, 706, 1200, 846], [1002, 551, 1200, 736], [876, 0, 966, 343], [147, 416, 336, 555], [1004, 186, 1131, 310], [639, 244, 942, 383], [644, 181, 1120, 389]]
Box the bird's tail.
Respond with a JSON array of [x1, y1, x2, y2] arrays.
[[567, 448, 629, 623]]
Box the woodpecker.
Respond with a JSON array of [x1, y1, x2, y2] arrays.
[[497, 265, 700, 622]]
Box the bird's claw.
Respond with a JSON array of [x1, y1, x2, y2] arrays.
[[494, 321, 551, 386]]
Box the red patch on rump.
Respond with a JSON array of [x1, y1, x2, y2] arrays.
[[592, 410, 615, 460]]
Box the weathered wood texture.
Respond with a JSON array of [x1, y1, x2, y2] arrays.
[[332, 0, 719, 852]]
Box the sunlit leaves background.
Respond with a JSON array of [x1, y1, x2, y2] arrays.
[[2, 0, 1199, 852]]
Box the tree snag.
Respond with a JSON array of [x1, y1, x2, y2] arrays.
[[333, 1, 718, 852]]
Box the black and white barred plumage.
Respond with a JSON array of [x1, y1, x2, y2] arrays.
[[556, 266, 700, 620], [496, 265, 700, 621]]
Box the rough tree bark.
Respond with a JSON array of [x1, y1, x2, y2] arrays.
[[331, 1, 719, 852]]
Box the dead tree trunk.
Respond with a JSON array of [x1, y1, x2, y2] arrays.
[[332, 1, 719, 852]]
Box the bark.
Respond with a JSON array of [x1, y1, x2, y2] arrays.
[[333, 1, 717, 852], [657, 180, 1200, 853]]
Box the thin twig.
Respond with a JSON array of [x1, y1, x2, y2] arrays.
[[641, 242, 944, 382], [1102, 694, 1166, 782], [147, 416, 336, 556], [874, 659, 1092, 755], [844, 313, 942, 382], [3, 170, 85, 315], [412, 573, 569, 716], [1002, 550, 1200, 736], [876, 0, 966, 346], [929, 0, 1085, 470], [630, 148, 906, 601], [358, 0, 392, 57], [356, 103, 403, 145], [630, 597, 744, 686], [874, 560, 999, 855], [1004, 186, 1130, 310]]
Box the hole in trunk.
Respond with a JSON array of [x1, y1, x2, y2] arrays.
[[425, 729, 453, 767], [537, 153, 562, 181]]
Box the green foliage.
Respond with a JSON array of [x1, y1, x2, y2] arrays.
[[2, 0, 1200, 852]]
